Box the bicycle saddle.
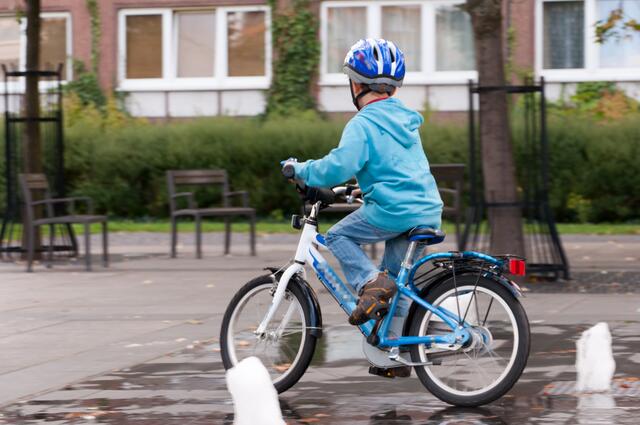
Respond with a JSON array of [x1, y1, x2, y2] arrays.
[[407, 227, 446, 245]]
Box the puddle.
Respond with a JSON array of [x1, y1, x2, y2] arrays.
[[2, 322, 639, 424]]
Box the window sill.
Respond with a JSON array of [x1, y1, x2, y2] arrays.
[[539, 69, 640, 83], [117, 77, 270, 92], [0, 80, 68, 92]]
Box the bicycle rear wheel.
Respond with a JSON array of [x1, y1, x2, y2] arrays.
[[220, 274, 317, 393], [409, 274, 530, 406]]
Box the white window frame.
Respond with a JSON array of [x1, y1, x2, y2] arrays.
[[320, 0, 477, 87], [0, 12, 73, 84], [0, 14, 22, 78], [172, 9, 216, 80], [536, 0, 640, 82], [118, 6, 271, 92]]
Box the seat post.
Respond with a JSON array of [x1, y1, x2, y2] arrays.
[[400, 241, 418, 270]]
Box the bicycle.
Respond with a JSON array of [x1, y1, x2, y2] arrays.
[[220, 164, 530, 407]]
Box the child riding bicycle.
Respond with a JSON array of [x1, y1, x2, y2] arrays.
[[284, 38, 443, 330]]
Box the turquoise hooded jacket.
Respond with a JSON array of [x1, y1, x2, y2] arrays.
[[293, 97, 443, 232]]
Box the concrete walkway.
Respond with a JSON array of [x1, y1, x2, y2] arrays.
[[0, 232, 638, 410]]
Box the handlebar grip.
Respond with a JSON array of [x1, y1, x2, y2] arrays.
[[282, 164, 296, 179]]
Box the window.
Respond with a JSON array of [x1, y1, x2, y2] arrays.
[[598, 0, 640, 68], [40, 17, 69, 73], [543, 1, 584, 69], [327, 7, 366, 73], [0, 16, 20, 71], [227, 11, 266, 77], [119, 7, 270, 89], [435, 5, 475, 71], [321, 1, 476, 84], [126, 15, 163, 79], [538, 0, 640, 79], [0, 13, 72, 79], [382, 5, 422, 72], [176, 11, 215, 78]]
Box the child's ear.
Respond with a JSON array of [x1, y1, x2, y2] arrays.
[[351, 80, 360, 94]]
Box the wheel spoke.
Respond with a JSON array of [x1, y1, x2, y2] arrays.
[[464, 351, 497, 388], [462, 263, 484, 324], [414, 281, 524, 400], [482, 297, 494, 326], [225, 282, 308, 387]]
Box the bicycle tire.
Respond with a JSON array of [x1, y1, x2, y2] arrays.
[[409, 274, 530, 407], [220, 274, 318, 393]]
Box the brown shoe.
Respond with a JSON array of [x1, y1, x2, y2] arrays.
[[349, 273, 397, 325]]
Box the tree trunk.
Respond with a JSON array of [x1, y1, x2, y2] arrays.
[[464, 0, 525, 256], [23, 0, 42, 255], [24, 0, 42, 174]]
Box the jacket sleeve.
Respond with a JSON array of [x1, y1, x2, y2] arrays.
[[293, 119, 369, 188]]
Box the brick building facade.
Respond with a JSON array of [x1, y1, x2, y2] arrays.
[[0, 0, 638, 117]]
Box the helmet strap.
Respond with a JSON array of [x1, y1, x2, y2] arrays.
[[350, 80, 371, 111]]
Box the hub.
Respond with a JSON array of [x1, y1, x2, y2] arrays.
[[464, 326, 494, 353]]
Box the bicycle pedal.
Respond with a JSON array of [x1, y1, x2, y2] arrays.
[[368, 366, 411, 379]]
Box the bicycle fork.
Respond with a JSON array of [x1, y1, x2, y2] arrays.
[[255, 263, 304, 337]]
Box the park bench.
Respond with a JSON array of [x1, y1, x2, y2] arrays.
[[19, 173, 108, 272], [167, 170, 256, 258], [430, 163, 465, 250]]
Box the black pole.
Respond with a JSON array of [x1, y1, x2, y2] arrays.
[[540, 77, 570, 279], [461, 79, 477, 251], [468, 79, 476, 207], [55, 63, 64, 197], [3, 65, 12, 216], [540, 77, 550, 195], [1, 65, 9, 254]]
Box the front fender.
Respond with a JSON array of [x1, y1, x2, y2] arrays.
[[266, 267, 323, 338]]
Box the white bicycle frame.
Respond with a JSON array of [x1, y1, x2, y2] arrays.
[[255, 188, 363, 336]]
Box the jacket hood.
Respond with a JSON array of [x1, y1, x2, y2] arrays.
[[357, 97, 424, 148]]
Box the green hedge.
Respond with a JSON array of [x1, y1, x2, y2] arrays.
[[543, 114, 640, 222], [2, 112, 639, 223]]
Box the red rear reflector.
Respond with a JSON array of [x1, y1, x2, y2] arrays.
[[508, 259, 526, 276]]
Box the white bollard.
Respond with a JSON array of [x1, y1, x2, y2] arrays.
[[226, 356, 286, 425], [575, 322, 616, 392]]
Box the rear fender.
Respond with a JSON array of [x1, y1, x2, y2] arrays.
[[402, 267, 522, 337], [266, 267, 323, 338]]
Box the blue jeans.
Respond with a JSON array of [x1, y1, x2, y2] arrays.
[[325, 209, 423, 317]]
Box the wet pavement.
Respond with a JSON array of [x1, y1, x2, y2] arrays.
[[1, 233, 639, 424], [1, 320, 639, 424]]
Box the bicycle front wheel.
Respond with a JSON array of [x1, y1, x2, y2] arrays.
[[220, 274, 317, 393], [409, 274, 530, 407]]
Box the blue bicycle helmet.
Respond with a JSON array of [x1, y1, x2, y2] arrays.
[[343, 38, 405, 109]]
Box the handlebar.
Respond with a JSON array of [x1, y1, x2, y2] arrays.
[[305, 186, 336, 205], [282, 163, 296, 180], [281, 162, 359, 207]]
